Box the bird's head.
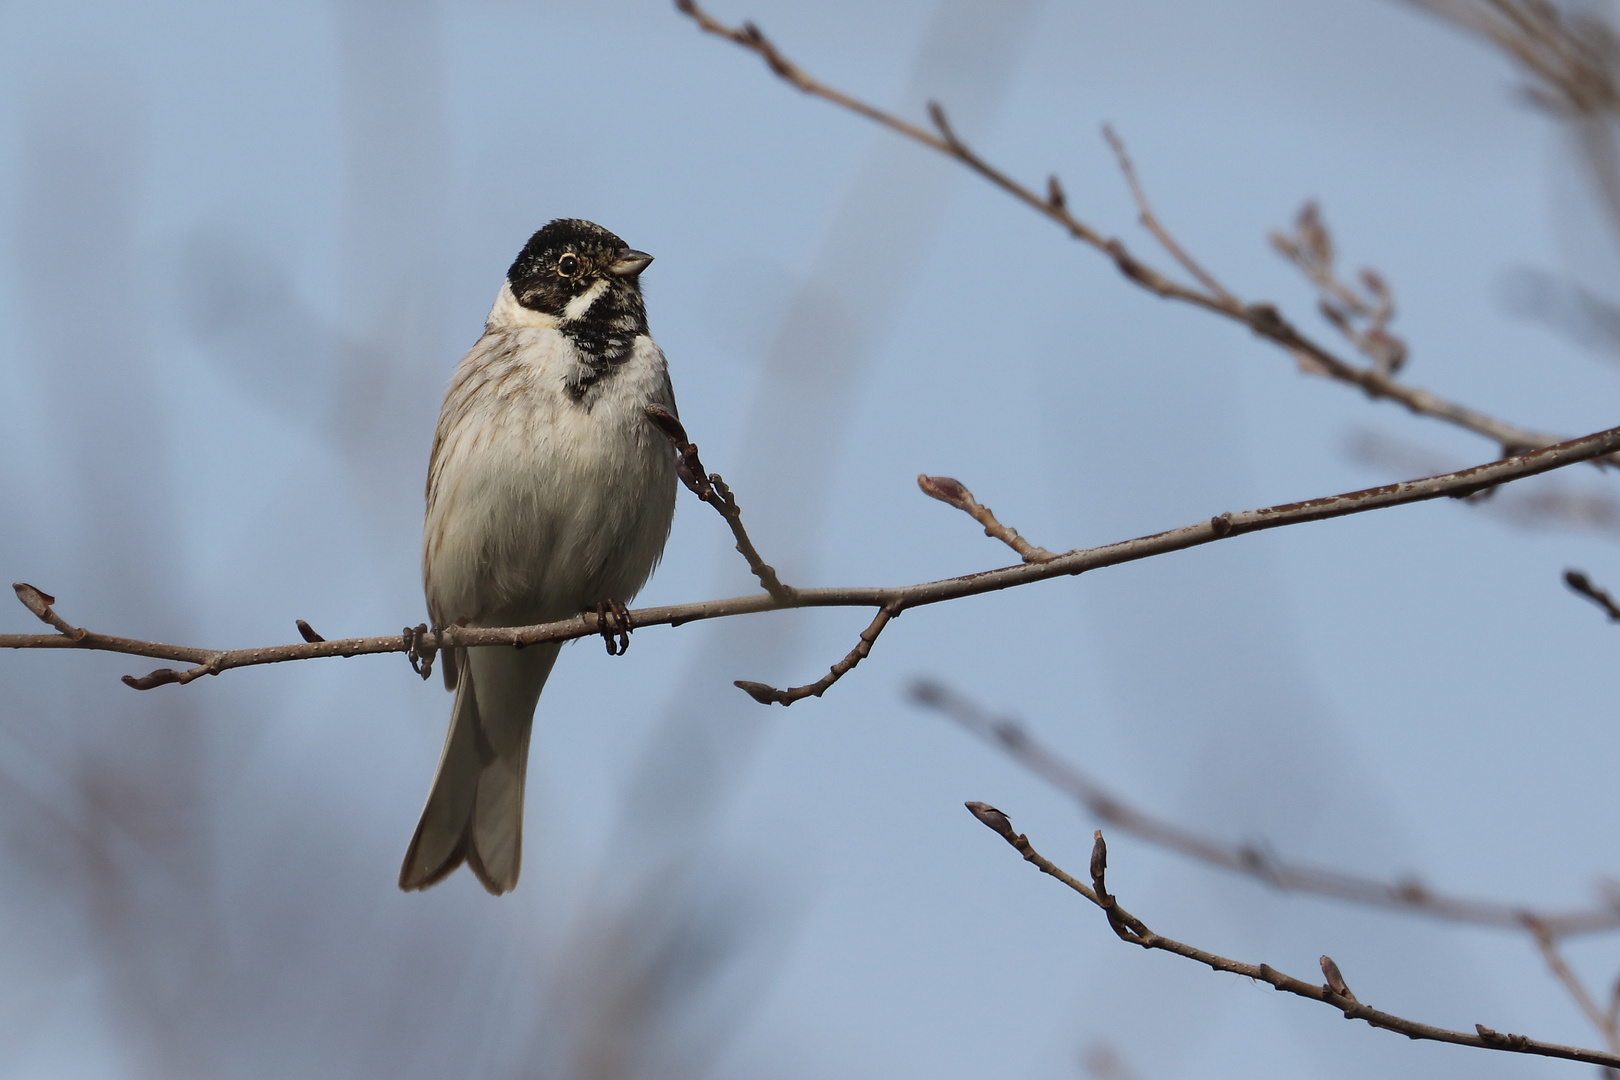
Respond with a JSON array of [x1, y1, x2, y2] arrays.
[[506, 218, 653, 322]]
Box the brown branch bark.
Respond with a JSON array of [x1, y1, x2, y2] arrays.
[[9, 422, 1620, 690], [645, 403, 795, 603], [734, 603, 898, 705], [963, 806, 1620, 1071], [677, 0, 1612, 463], [913, 681, 1620, 938], [916, 475, 1055, 563]]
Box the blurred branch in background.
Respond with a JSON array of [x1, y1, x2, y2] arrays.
[[1347, 428, 1620, 537], [917, 682, 1620, 1057], [677, 0, 1615, 462], [1498, 265, 1620, 362], [1406, 0, 1620, 251], [912, 681, 1620, 937], [1081, 1043, 1148, 1080], [964, 806, 1620, 1070]]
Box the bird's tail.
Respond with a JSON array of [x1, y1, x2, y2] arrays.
[[399, 641, 560, 894]]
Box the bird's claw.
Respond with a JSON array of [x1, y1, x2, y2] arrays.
[[593, 600, 632, 656], [405, 623, 436, 680]]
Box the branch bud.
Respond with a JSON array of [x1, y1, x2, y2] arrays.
[[12, 582, 55, 621], [918, 474, 973, 510], [964, 801, 1017, 842], [1320, 954, 1354, 1000]]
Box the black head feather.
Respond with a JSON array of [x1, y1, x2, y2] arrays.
[[506, 219, 653, 399]]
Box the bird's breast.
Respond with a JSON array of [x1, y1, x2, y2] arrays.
[[422, 327, 677, 628]]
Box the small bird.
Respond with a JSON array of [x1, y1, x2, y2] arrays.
[[400, 219, 678, 895]]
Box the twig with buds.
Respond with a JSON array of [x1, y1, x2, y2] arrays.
[[677, 0, 1608, 464], [1270, 201, 1408, 376], [645, 404, 795, 603], [10, 423, 1620, 691], [916, 475, 1055, 563], [962, 805, 1620, 1070]]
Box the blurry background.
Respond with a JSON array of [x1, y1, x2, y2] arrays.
[[1, 1, 1618, 1078]]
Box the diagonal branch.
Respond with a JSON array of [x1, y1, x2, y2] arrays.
[[963, 806, 1620, 1071], [734, 602, 899, 706], [646, 404, 795, 602], [677, 0, 1610, 463], [916, 475, 1055, 563], [10, 422, 1620, 690], [913, 681, 1620, 938]]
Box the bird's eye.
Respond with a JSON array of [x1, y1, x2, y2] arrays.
[[557, 253, 580, 276]]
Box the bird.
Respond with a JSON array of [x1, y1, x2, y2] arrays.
[[399, 219, 678, 895]]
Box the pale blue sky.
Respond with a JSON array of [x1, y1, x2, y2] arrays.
[[1, 3, 1617, 1079]]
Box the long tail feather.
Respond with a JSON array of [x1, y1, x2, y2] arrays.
[[399, 642, 559, 894]]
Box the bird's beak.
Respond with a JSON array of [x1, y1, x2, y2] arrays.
[[607, 249, 654, 278]]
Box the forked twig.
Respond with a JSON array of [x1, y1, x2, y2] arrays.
[[734, 602, 900, 705], [646, 404, 796, 603], [1102, 124, 1238, 306], [677, 0, 1610, 464], [10, 423, 1620, 689]]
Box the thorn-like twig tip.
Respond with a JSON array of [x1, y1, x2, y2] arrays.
[[965, 800, 1017, 841]]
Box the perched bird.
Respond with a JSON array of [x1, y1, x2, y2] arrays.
[[400, 219, 678, 895]]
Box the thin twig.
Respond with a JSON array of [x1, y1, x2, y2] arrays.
[[913, 681, 1620, 938], [1524, 917, 1620, 1053], [10, 423, 1620, 689], [1270, 201, 1408, 376], [734, 602, 899, 705], [645, 404, 795, 603], [917, 475, 1056, 563], [1102, 124, 1239, 306], [678, 0, 1611, 463], [1565, 569, 1620, 621], [963, 807, 1620, 1070]]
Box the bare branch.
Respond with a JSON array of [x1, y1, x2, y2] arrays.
[[734, 602, 898, 706], [1524, 917, 1620, 1054], [1565, 569, 1620, 621], [964, 808, 1620, 1070], [915, 681, 1620, 938], [10, 422, 1620, 690], [1271, 201, 1409, 376], [1102, 124, 1238, 306], [646, 403, 795, 603], [677, 0, 1609, 463], [917, 475, 1055, 563]]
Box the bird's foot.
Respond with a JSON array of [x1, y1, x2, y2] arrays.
[[405, 623, 435, 680], [592, 599, 633, 656]]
